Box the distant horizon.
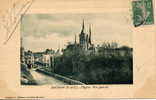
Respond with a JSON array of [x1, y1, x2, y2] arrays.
[[21, 13, 132, 52]]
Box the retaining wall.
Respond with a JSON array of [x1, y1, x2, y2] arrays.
[[36, 69, 85, 85]]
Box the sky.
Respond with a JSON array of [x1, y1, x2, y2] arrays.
[[21, 13, 133, 52]]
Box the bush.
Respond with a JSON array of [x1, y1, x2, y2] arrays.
[[54, 49, 133, 84]]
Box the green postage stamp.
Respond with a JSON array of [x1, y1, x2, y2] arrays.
[[132, 0, 154, 27]]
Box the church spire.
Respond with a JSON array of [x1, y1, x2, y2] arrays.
[[89, 24, 92, 44], [81, 19, 85, 33], [74, 34, 77, 44]]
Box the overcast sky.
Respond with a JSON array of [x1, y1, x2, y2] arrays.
[[21, 13, 132, 52]]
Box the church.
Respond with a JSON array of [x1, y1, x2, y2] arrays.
[[62, 20, 96, 57], [74, 20, 95, 52]]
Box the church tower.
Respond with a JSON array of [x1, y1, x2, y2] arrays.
[[79, 20, 87, 50]]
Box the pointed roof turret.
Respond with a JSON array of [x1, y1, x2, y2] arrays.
[[75, 34, 77, 44], [81, 19, 85, 34], [89, 24, 92, 44]]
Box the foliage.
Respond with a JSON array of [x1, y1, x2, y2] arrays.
[[52, 43, 133, 84]]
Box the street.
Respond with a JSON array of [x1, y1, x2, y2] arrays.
[[30, 70, 68, 85]]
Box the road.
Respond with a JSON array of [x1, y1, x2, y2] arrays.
[[30, 70, 68, 85]]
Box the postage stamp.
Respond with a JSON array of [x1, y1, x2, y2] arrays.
[[132, 0, 154, 27]]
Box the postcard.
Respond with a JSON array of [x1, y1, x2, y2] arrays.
[[0, 0, 156, 99]]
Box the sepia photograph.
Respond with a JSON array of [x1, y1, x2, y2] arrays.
[[20, 13, 133, 85], [1, 0, 156, 99]]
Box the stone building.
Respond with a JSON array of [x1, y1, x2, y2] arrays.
[[24, 50, 34, 69], [78, 20, 95, 51]]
